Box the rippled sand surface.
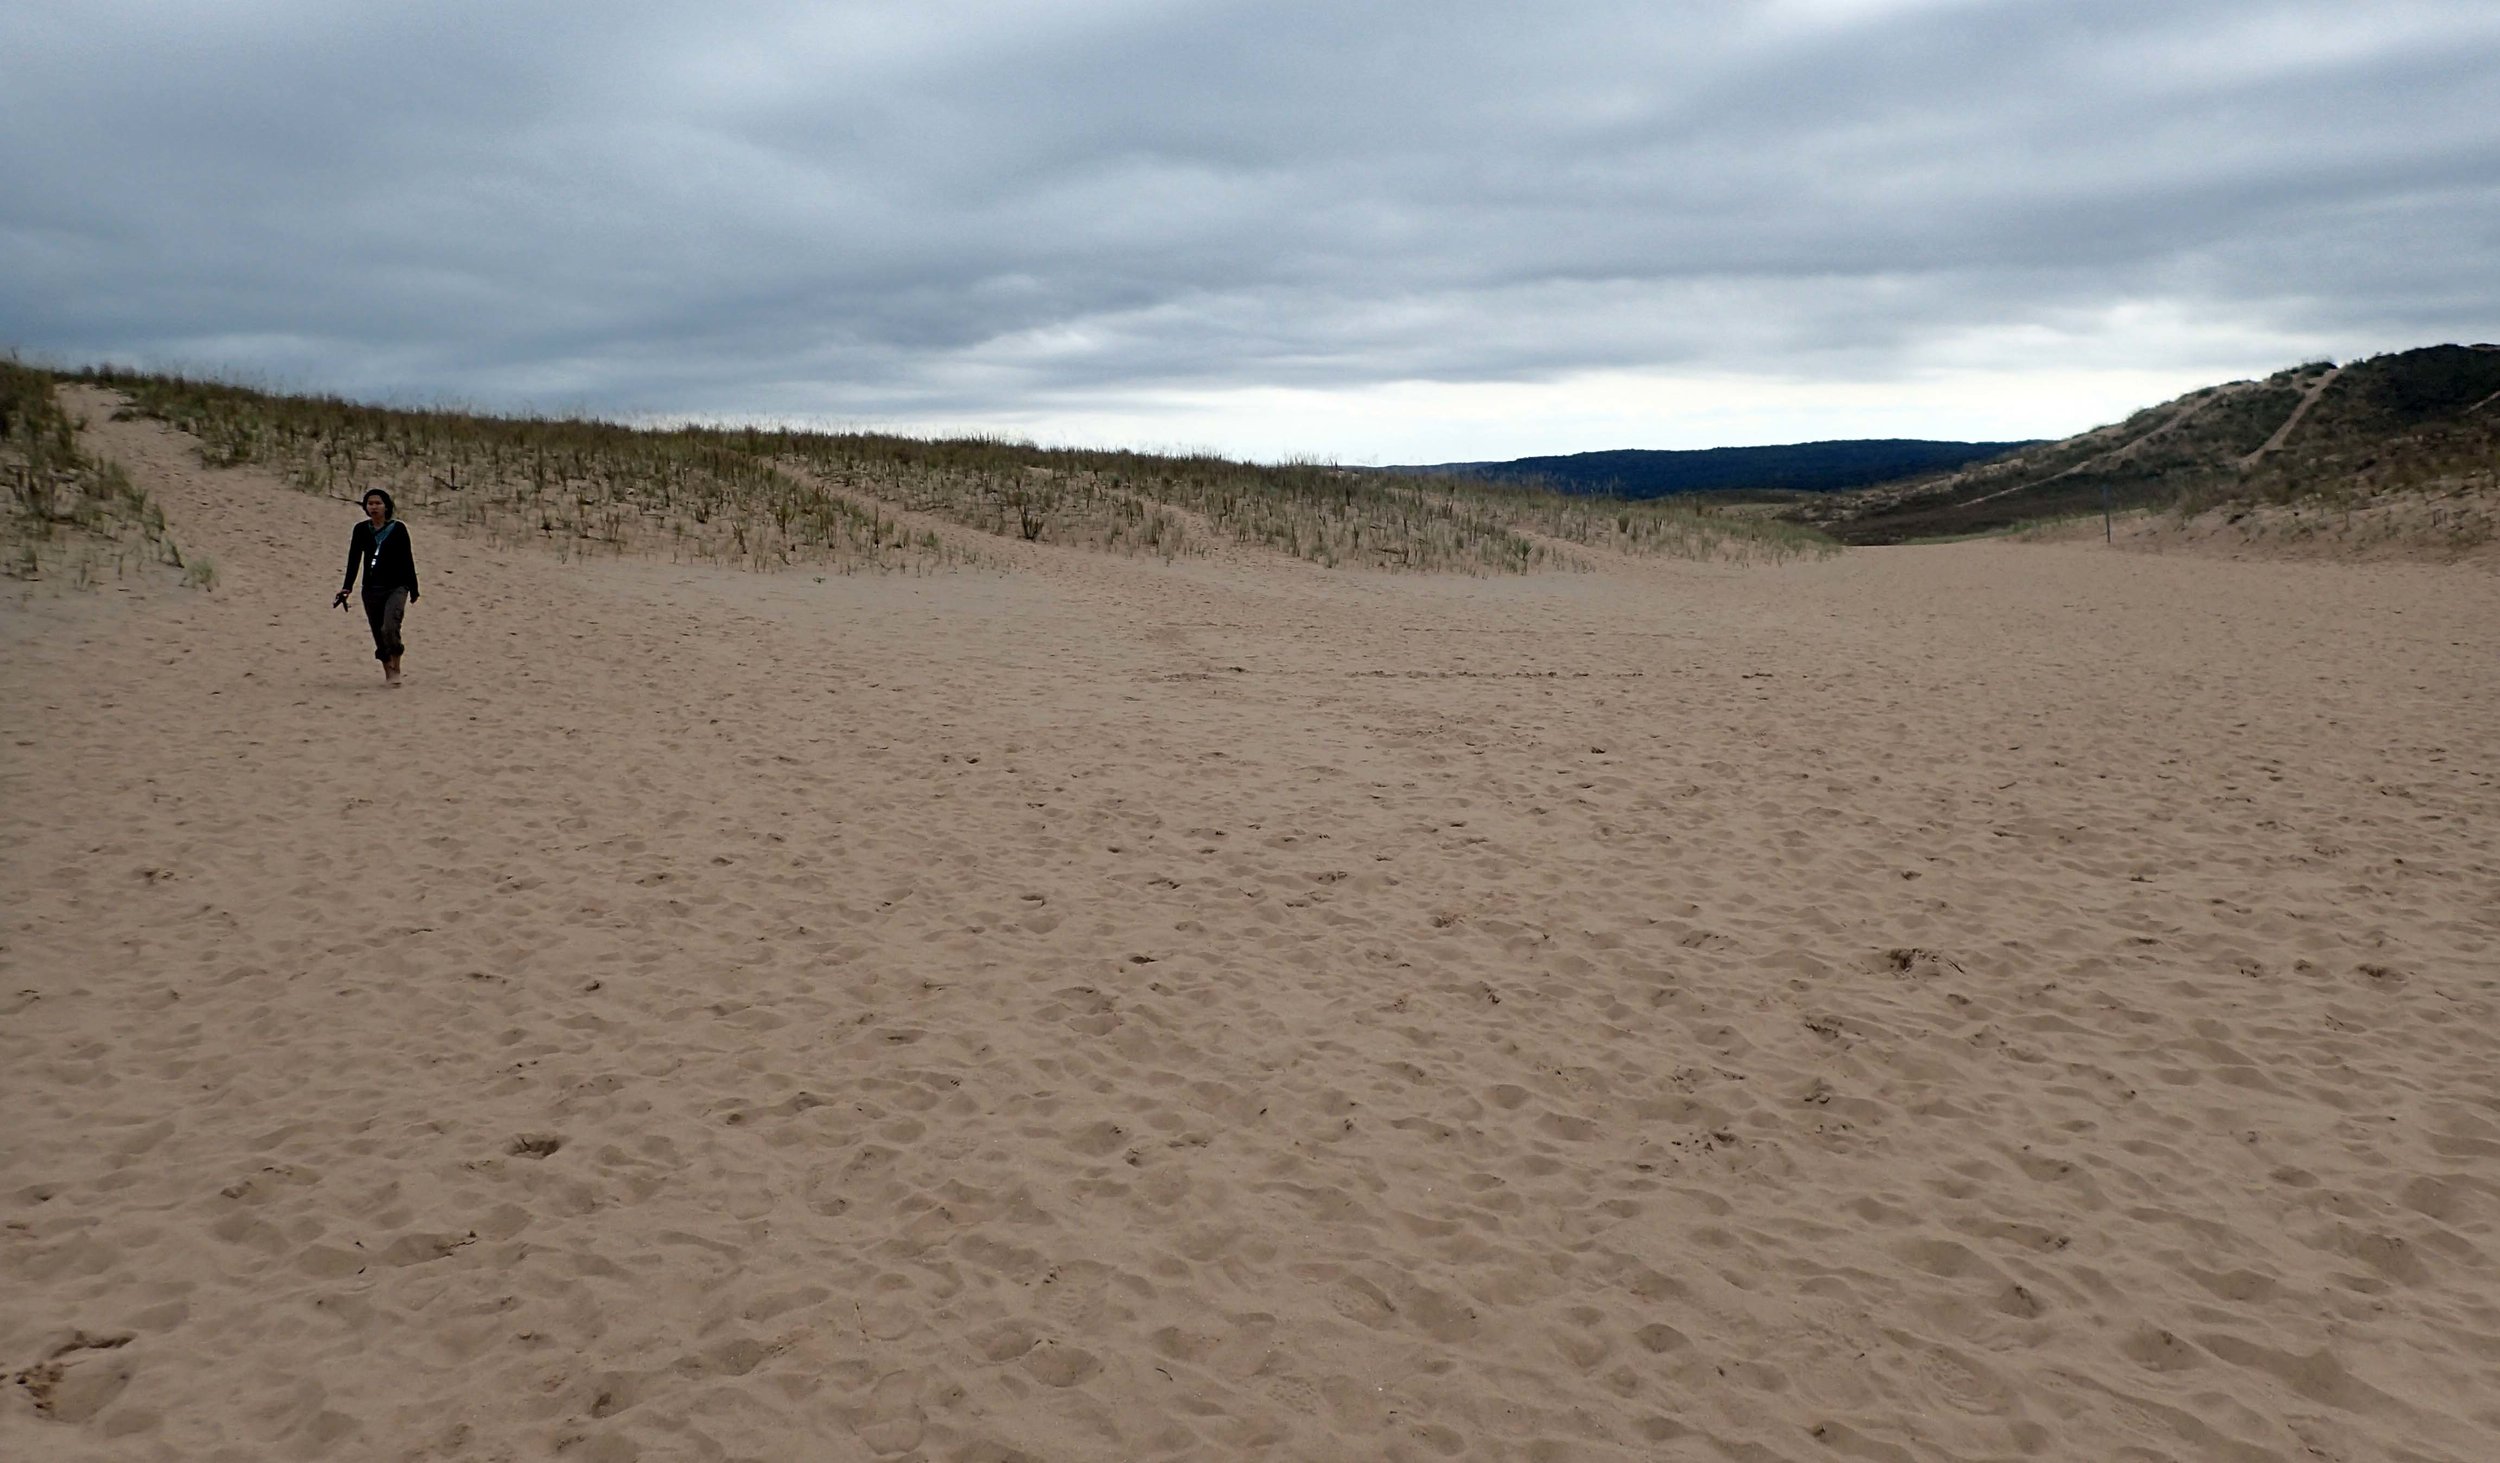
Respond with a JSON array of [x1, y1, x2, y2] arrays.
[[6, 393, 2497, 1460]]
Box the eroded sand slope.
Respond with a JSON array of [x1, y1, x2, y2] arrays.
[[5, 397, 2497, 1460]]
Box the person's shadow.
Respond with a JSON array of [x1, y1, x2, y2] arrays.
[[309, 677, 410, 693]]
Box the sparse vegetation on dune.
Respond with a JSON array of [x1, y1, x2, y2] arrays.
[[771, 445, 1199, 560], [95, 371, 960, 574], [3, 360, 192, 588], [2171, 350, 2500, 531], [1472, 483, 1841, 564], [770, 435, 1629, 571], [78, 369, 1837, 574], [1808, 345, 2500, 552]]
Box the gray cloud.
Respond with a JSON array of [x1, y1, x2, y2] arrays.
[[5, 0, 2498, 449]]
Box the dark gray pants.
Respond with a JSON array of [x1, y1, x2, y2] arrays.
[[362, 587, 408, 661]]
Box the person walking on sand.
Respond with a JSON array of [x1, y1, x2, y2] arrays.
[[333, 489, 419, 684]]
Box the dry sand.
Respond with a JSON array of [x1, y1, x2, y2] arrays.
[[5, 395, 2498, 1461]]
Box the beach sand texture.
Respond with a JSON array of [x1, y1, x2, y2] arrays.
[[6, 396, 2498, 1461]]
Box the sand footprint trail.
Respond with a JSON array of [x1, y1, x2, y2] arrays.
[[4, 402, 2497, 1459]]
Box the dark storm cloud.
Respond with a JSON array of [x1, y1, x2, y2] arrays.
[[5, 0, 2498, 433]]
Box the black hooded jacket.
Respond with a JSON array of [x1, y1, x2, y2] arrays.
[[342, 519, 419, 598]]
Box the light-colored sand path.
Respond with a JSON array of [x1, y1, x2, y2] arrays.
[[5, 394, 2497, 1461]]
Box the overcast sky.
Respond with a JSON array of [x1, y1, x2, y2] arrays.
[[6, 1, 2498, 462]]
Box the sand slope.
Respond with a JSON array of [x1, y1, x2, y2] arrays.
[[5, 394, 2497, 1461]]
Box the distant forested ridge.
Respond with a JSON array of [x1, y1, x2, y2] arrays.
[[1395, 439, 2035, 498]]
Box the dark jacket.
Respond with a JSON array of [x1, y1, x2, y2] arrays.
[[342, 520, 419, 598]]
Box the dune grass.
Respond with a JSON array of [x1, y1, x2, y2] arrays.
[[766, 432, 1574, 571], [1822, 348, 2500, 547], [1465, 481, 1841, 564], [82, 369, 1837, 573], [3, 360, 192, 588], [96, 372, 959, 574]]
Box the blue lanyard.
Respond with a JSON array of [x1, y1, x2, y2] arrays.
[[369, 521, 396, 565]]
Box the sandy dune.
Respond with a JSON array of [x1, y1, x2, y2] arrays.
[[6, 397, 2498, 1461]]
